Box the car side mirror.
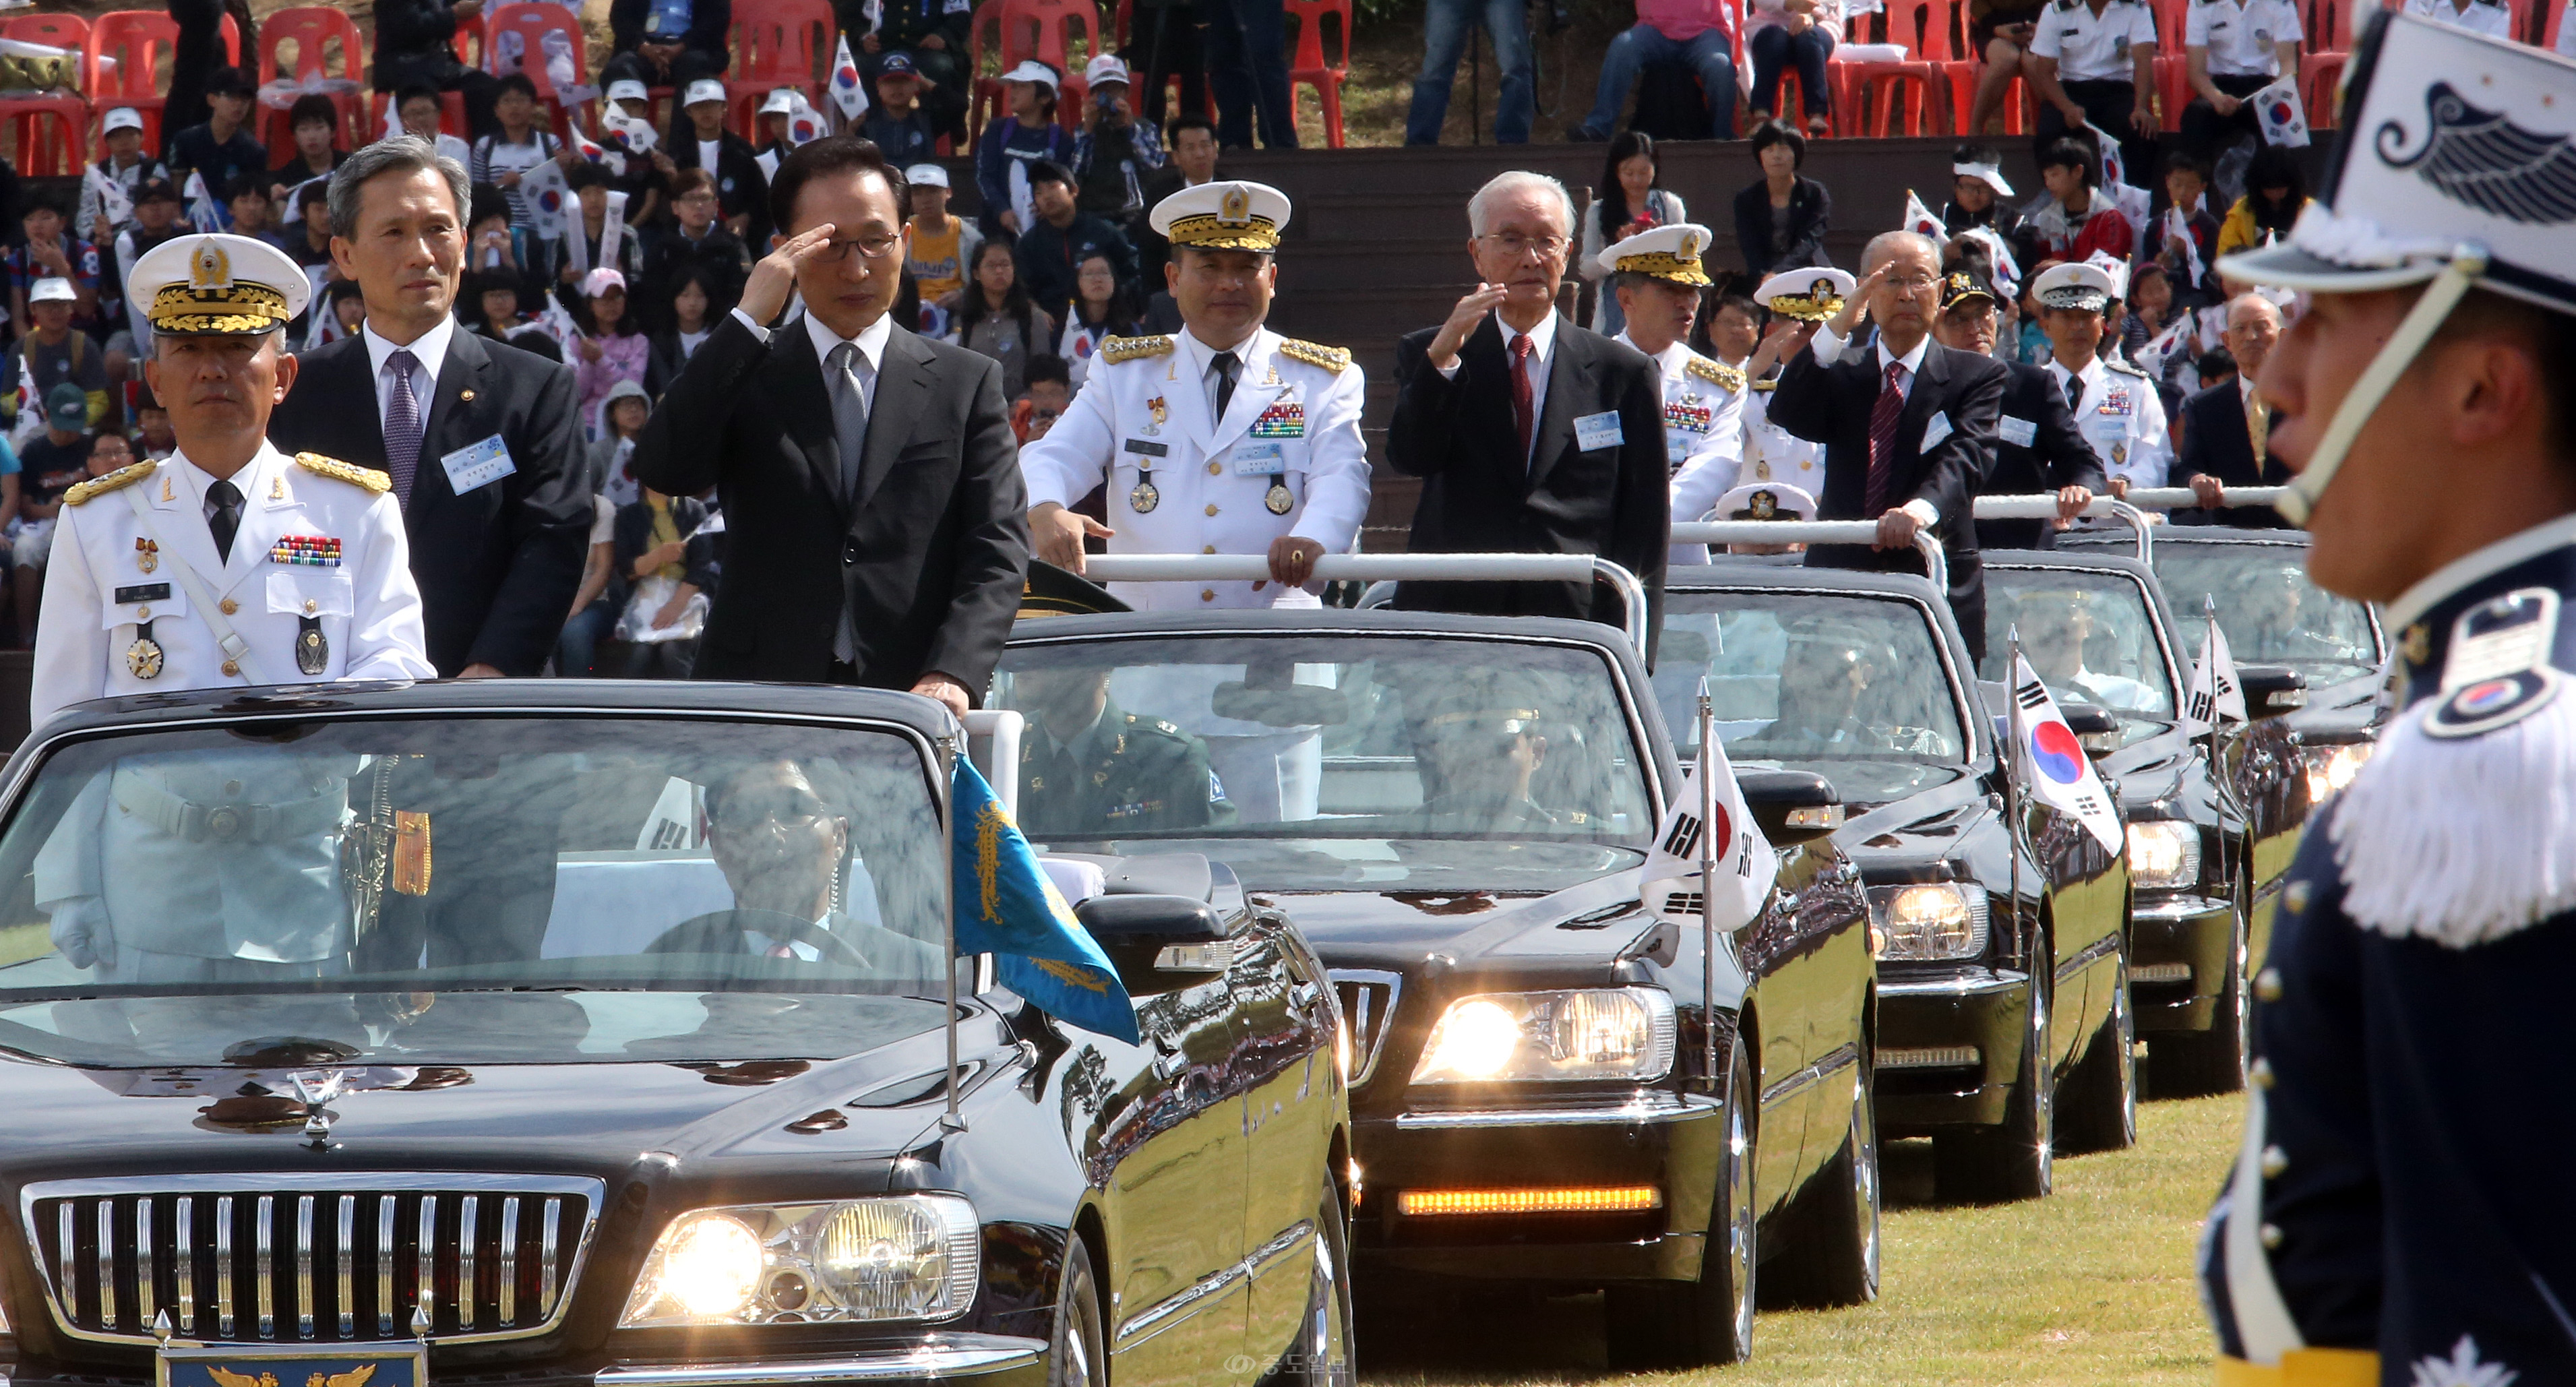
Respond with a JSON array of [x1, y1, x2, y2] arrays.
[[2061, 703, 2121, 756], [1073, 893, 1248, 992], [2238, 665, 2308, 719], [1737, 768, 1843, 847]]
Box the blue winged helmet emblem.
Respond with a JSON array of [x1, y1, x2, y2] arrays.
[[2376, 82, 2576, 224]]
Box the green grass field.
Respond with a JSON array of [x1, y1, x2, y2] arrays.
[[1358, 1094, 2243, 1386]]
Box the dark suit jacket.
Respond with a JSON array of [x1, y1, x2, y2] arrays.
[[1768, 336, 2007, 658], [1731, 176, 1833, 280], [2176, 377, 2292, 529], [272, 327, 592, 676], [1386, 314, 1669, 643], [1977, 360, 2108, 552], [632, 314, 1029, 694]]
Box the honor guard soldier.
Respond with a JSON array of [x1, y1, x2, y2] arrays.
[[1744, 268, 1847, 504], [1018, 180, 1370, 822], [1595, 222, 1748, 568], [30, 232, 433, 729], [2029, 259, 2172, 495], [1020, 179, 1371, 611], [2197, 13, 2576, 1385], [26, 232, 433, 986]]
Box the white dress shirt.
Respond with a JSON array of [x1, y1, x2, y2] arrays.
[[361, 315, 456, 432], [804, 308, 893, 416], [2030, 0, 2161, 83], [2185, 0, 2303, 77]]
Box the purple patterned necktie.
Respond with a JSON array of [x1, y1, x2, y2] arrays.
[[384, 348, 422, 505], [1864, 360, 1907, 517]]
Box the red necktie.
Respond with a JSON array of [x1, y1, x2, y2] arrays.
[[1864, 360, 1908, 517], [1510, 333, 1536, 462]]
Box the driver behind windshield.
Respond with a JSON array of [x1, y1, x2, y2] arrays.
[[1406, 675, 1572, 829], [2005, 587, 2159, 712], [2226, 564, 2350, 665], [33, 747, 363, 984], [645, 759, 945, 982], [1012, 667, 1235, 838], [1758, 622, 1897, 749]]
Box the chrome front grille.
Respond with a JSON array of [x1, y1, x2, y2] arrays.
[[1330, 969, 1403, 1086], [23, 1174, 603, 1346]]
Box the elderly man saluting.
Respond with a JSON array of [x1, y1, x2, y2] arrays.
[[30, 231, 433, 727], [1387, 171, 1669, 638]]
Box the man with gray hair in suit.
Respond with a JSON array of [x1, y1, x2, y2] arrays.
[[1385, 169, 1670, 644]]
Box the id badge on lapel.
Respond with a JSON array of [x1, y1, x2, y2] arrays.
[[439, 435, 516, 495]]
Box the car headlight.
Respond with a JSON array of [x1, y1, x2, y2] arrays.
[[619, 1196, 980, 1328], [2302, 742, 2372, 803], [1868, 883, 1989, 961], [1409, 987, 1676, 1084], [2126, 820, 2203, 892]]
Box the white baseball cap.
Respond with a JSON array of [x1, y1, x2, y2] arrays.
[[1000, 59, 1060, 90], [1083, 53, 1130, 88], [906, 162, 950, 189], [580, 266, 628, 298], [1951, 158, 2014, 198], [605, 78, 650, 105], [28, 277, 74, 305], [683, 78, 728, 108], [102, 106, 144, 135], [758, 88, 797, 115]]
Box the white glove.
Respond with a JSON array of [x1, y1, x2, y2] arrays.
[[46, 896, 113, 972]]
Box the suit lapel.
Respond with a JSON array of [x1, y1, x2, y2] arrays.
[[1457, 316, 1514, 479], [1204, 328, 1278, 456], [146, 456, 226, 590], [1898, 342, 1951, 462], [855, 325, 935, 514], [764, 320, 847, 516], [414, 328, 492, 512], [1527, 317, 1595, 493]]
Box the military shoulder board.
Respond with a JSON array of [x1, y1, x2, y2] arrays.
[[63, 460, 157, 506], [1100, 335, 1177, 364], [1686, 357, 1747, 392], [2106, 359, 2153, 379], [295, 452, 394, 495], [1277, 338, 1351, 373], [1751, 379, 1779, 394]]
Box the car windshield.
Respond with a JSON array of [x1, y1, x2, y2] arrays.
[[2148, 544, 2381, 685], [989, 634, 1657, 849], [1982, 568, 2178, 741], [1655, 592, 1971, 787], [0, 717, 954, 1068]]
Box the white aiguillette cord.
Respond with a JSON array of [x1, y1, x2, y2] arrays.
[[123, 483, 264, 685]]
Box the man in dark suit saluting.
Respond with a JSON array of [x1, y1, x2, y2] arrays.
[[1386, 170, 1668, 639], [634, 137, 1026, 718], [1767, 231, 2008, 660], [271, 136, 592, 677]]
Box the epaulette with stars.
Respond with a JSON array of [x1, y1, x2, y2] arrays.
[[295, 452, 393, 494], [1687, 357, 1748, 392], [1277, 338, 1351, 373], [63, 460, 156, 507], [2106, 359, 2153, 379], [1100, 335, 1177, 364]]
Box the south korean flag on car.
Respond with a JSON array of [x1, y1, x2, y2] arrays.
[[2010, 651, 2124, 853], [1641, 687, 1775, 933], [2184, 614, 2248, 735]]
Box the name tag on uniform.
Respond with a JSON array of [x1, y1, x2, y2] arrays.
[[1920, 411, 1955, 451], [1573, 410, 1624, 451], [1229, 441, 1287, 476], [1999, 415, 2038, 448], [440, 435, 516, 493], [114, 583, 171, 605], [1123, 438, 1169, 457]]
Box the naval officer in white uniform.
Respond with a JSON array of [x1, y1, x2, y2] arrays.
[[1595, 222, 1746, 567], [1018, 180, 1372, 822], [28, 230, 433, 986], [2031, 258, 2173, 494]]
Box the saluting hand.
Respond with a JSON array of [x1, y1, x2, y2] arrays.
[[1824, 261, 1887, 342], [1031, 501, 1112, 574], [1428, 282, 1511, 372], [739, 223, 840, 327]]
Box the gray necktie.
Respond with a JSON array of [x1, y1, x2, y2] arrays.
[[384, 348, 422, 505], [828, 341, 869, 503]]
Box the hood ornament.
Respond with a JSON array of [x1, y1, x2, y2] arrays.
[[289, 1068, 349, 1148]]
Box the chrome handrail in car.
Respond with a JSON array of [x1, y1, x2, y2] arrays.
[[1667, 521, 1949, 601], [1078, 553, 1652, 658]]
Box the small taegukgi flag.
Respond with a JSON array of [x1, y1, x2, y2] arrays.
[[2008, 650, 2126, 854], [2184, 613, 2248, 735]]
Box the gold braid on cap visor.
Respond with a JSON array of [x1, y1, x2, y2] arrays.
[[148, 281, 292, 334], [1614, 252, 1712, 285], [1765, 293, 1843, 322], [1163, 212, 1281, 251]]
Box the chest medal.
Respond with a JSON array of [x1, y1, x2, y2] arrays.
[[125, 621, 163, 680], [1266, 481, 1294, 515], [297, 616, 329, 676], [133, 537, 158, 574], [1130, 474, 1161, 513]]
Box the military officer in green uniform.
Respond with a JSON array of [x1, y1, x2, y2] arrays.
[[1012, 664, 1235, 838]]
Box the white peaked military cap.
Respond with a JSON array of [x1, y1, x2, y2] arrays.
[[1754, 266, 1856, 321], [130, 233, 311, 334], [1150, 179, 1291, 253], [1717, 481, 1818, 521], [2221, 9, 2576, 313], [1595, 222, 1715, 284], [2033, 259, 2120, 313]]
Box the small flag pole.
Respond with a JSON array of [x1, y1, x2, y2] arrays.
[[1698, 675, 1720, 1093], [2006, 626, 2025, 963], [2204, 594, 2236, 923]]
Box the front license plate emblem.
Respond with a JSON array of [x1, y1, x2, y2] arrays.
[[157, 1341, 429, 1387]]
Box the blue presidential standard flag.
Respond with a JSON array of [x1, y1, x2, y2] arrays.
[[951, 756, 1141, 1043]]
